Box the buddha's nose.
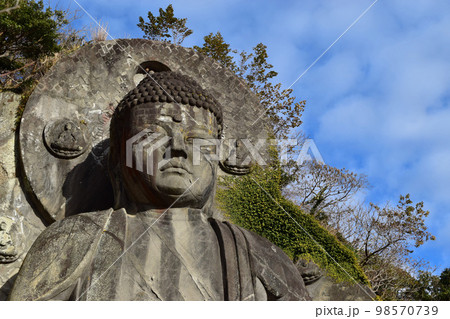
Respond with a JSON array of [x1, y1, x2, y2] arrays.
[[169, 131, 188, 159]]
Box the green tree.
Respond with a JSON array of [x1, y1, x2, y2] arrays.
[[403, 268, 450, 301], [0, 0, 68, 91], [410, 270, 440, 300], [193, 33, 305, 140], [137, 4, 192, 45], [436, 268, 450, 300], [193, 32, 237, 71], [412, 270, 440, 300]]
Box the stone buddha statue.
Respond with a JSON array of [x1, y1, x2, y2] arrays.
[[9, 71, 310, 301]]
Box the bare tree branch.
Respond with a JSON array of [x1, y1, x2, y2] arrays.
[[0, 0, 19, 14]]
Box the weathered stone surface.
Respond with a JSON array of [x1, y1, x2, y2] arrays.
[[306, 273, 375, 301], [10, 209, 310, 301], [0, 92, 46, 301], [296, 259, 324, 285], [0, 92, 18, 147], [295, 259, 374, 300]]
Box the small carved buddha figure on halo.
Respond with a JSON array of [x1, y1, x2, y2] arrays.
[[9, 71, 310, 301], [0, 221, 17, 263]]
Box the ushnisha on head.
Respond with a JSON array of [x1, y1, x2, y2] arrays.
[[113, 71, 223, 126], [109, 71, 223, 212]]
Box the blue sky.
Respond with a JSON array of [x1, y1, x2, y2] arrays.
[[51, 0, 450, 273]]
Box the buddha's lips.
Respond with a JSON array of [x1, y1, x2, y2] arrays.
[[160, 161, 191, 174]]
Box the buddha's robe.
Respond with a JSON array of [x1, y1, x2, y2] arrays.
[[9, 209, 310, 301]]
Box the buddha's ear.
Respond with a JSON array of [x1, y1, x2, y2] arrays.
[[219, 138, 252, 175]]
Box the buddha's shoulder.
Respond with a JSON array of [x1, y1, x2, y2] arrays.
[[44, 208, 123, 234], [9, 209, 122, 300], [26, 209, 123, 256]]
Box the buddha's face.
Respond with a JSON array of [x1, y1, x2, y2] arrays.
[[119, 102, 220, 209]]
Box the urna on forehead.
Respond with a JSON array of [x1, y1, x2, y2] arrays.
[[112, 70, 223, 129]]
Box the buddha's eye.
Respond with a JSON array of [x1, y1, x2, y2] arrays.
[[140, 125, 170, 142]]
